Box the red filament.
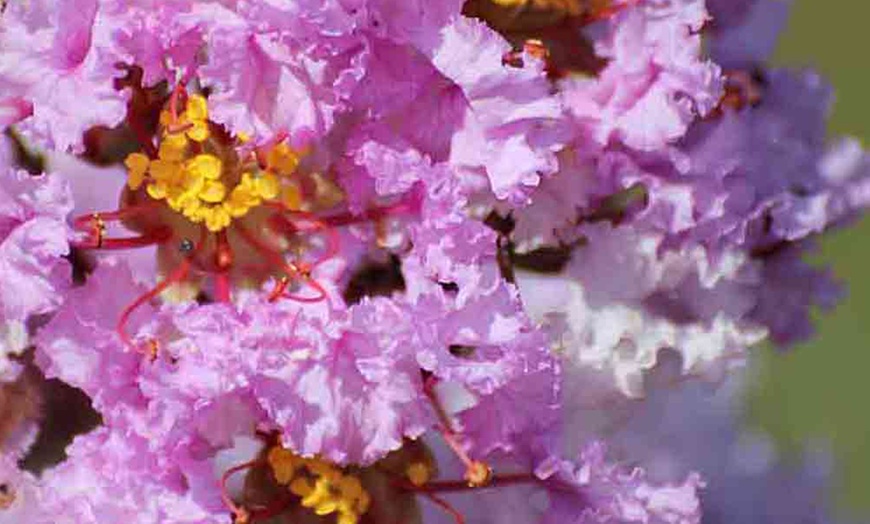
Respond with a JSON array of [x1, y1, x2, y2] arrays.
[[115, 228, 206, 355]]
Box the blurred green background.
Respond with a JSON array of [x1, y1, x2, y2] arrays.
[[747, 0, 870, 516]]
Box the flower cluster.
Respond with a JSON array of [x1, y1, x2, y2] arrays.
[[0, 0, 867, 523]]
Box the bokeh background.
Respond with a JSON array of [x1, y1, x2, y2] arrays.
[[746, 0, 870, 516]]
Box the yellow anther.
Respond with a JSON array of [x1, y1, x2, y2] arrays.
[[90, 213, 106, 248], [311, 172, 344, 208], [290, 477, 314, 498], [491, 0, 532, 8], [203, 206, 231, 232], [337, 513, 359, 524], [236, 173, 256, 191], [161, 94, 210, 141], [406, 462, 431, 487], [134, 92, 326, 231], [267, 449, 371, 524], [311, 490, 340, 515], [187, 120, 210, 142], [146, 181, 168, 200], [125, 152, 150, 190], [267, 143, 300, 175], [253, 173, 280, 200], [199, 180, 227, 203], [180, 173, 206, 199], [165, 193, 184, 213], [237, 131, 251, 143], [299, 477, 341, 517], [268, 447, 300, 485], [159, 133, 188, 161], [281, 180, 303, 211], [464, 461, 493, 488], [159, 109, 174, 128], [147, 159, 180, 182], [224, 200, 254, 219], [181, 199, 203, 220], [338, 476, 364, 500], [225, 177, 261, 218], [185, 154, 223, 181], [185, 94, 209, 121], [315, 504, 340, 517], [305, 458, 338, 479], [186, 211, 205, 224], [172, 189, 200, 212]]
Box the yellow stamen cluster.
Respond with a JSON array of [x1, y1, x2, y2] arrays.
[[123, 94, 307, 232], [267, 447, 371, 524]]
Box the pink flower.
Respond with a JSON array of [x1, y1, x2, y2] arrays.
[[561, 0, 722, 152], [27, 428, 226, 524], [0, 0, 127, 151], [536, 443, 703, 524], [192, 2, 367, 140], [35, 260, 433, 467], [433, 17, 567, 201], [0, 168, 72, 381]]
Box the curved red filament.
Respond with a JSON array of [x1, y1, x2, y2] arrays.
[[220, 459, 302, 524], [423, 492, 466, 524], [234, 221, 329, 304], [115, 258, 190, 355], [220, 460, 259, 524], [269, 213, 340, 268], [115, 228, 206, 356], [275, 274, 328, 304]]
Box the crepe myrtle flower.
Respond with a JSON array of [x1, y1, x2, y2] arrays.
[[1, 0, 562, 354], [69, 81, 357, 352], [0, 0, 867, 523]]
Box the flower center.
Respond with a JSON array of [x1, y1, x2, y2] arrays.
[[70, 80, 418, 357], [123, 93, 312, 232]]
